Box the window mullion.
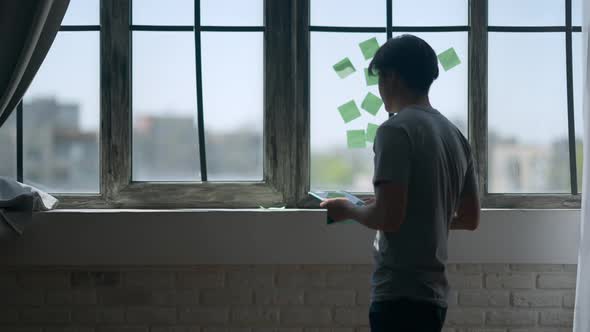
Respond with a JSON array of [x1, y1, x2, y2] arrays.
[[294, 0, 311, 206], [386, 0, 392, 39], [264, 0, 310, 207], [194, 0, 208, 182], [468, 0, 488, 200], [565, 0, 578, 194], [100, 0, 131, 203]]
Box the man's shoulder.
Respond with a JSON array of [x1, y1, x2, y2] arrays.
[[380, 110, 427, 131], [378, 117, 409, 137]]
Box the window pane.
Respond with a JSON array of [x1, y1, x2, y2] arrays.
[[488, 33, 569, 193], [392, 0, 468, 26], [132, 0, 193, 26], [573, 0, 582, 26], [201, 0, 263, 26], [132, 32, 201, 181], [574, 32, 583, 191], [61, 0, 99, 25], [393, 32, 468, 135], [489, 0, 564, 26], [201, 32, 263, 181], [311, 33, 388, 192], [0, 112, 17, 178], [23, 32, 100, 193], [311, 0, 385, 27]]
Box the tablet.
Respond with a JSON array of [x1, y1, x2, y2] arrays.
[[309, 190, 365, 206], [308, 190, 364, 224]]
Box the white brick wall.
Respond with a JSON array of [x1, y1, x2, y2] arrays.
[[0, 264, 576, 331]]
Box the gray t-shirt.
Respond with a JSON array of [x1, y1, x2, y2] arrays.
[[371, 105, 474, 308]]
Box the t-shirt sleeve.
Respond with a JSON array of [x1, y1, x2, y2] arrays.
[[373, 125, 412, 186], [461, 150, 479, 198]]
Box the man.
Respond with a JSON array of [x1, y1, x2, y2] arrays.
[[320, 34, 480, 332]]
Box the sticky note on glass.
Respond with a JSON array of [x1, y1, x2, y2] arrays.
[[366, 123, 379, 143], [437, 47, 461, 71], [338, 100, 361, 123], [333, 57, 356, 79], [359, 37, 380, 60], [347, 130, 366, 149], [364, 68, 378, 86], [361, 92, 383, 116]]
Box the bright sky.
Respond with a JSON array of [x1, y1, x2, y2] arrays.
[[22, 0, 585, 152]]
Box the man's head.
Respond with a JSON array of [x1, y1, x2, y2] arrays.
[[368, 34, 439, 113]]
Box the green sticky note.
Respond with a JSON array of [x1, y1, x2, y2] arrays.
[[366, 123, 379, 143], [359, 37, 380, 60], [347, 130, 366, 149], [338, 100, 361, 123], [333, 57, 356, 79], [364, 68, 378, 86], [437, 47, 461, 71], [361, 92, 383, 116]]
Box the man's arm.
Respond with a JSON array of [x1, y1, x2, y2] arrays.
[[350, 182, 408, 232], [451, 160, 480, 231], [350, 125, 411, 232], [321, 125, 410, 230]]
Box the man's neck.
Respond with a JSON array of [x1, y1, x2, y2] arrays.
[[394, 95, 431, 114]]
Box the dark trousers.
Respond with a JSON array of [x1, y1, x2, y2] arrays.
[[369, 298, 447, 332]]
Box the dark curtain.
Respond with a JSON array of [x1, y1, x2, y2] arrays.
[[0, 0, 70, 128]]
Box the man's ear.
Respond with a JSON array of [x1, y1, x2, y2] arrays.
[[388, 72, 402, 91], [380, 72, 398, 93]]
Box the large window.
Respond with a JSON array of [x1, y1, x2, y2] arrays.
[[484, 0, 583, 207], [310, 1, 468, 192], [131, 0, 264, 182], [488, 0, 582, 196], [310, 0, 584, 209], [3, 0, 585, 209]]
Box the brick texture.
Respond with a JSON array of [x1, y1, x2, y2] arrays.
[[537, 273, 577, 289], [332, 307, 369, 326], [0, 264, 576, 330], [178, 306, 230, 324], [485, 310, 536, 327], [305, 290, 355, 306], [281, 307, 332, 326], [230, 306, 280, 325], [539, 310, 575, 327], [485, 273, 535, 289], [511, 291, 563, 308], [448, 273, 484, 289], [255, 289, 304, 305], [459, 290, 510, 307]]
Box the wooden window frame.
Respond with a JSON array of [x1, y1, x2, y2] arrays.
[[477, 0, 582, 209], [51, 0, 581, 209], [55, 0, 309, 209]]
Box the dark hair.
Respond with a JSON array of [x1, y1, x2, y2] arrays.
[[368, 34, 439, 95]]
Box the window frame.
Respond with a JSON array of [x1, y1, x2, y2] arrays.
[[480, 0, 582, 208], [302, 0, 583, 209], [58, 0, 308, 208], [17, 0, 583, 209]]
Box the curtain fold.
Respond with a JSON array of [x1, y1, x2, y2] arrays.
[[0, 0, 70, 128], [574, 0, 590, 330]]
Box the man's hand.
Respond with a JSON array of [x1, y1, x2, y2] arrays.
[[320, 198, 357, 223], [320, 184, 407, 232]]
